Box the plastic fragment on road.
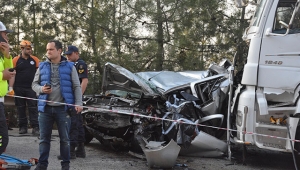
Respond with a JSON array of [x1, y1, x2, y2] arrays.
[[143, 139, 180, 169], [179, 131, 227, 157]]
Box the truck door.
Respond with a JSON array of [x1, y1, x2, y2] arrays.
[[258, 0, 300, 104]]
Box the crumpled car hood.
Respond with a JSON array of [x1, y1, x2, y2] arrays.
[[136, 70, 208, 92], [102, 62, 159, 97], [102, 62, 224, 98]]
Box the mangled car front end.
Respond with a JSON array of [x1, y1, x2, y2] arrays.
[[82, 60, 231, 159]]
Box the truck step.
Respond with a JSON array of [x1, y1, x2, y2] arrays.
[[268, 102, 293, 108], [267, 106, 296, 115], [256, 122, 287, 130], [262, 142, 287, 150]]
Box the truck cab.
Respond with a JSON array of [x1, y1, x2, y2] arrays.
[[232, 0, 300, 155]]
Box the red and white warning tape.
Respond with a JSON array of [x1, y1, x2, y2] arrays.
[[6, 94, 300, 143]]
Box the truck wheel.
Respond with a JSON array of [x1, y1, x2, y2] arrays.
[[295, 126, 300, 151], [84, 126, 94, 144], [294, 124, 300, 167]]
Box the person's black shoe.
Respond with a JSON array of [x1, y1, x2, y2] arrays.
[[61, 164, 70, 170], [34, 163, 47, 170], [32, 127, 40, 136], [19, 127, 27, 134]]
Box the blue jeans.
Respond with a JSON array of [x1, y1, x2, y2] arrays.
[[38, 105, 71, 167]]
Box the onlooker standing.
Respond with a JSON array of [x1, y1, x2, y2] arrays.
[[9, 40, 39, 135], [62, 45, 88, 159], [32, 40, 82, 170], [0, 21, 16, 155], [0, 21, 16, 154]]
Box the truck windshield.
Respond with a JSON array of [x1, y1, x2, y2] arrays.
[[249, 0, 267, 27], [273, 0, 300, 34]]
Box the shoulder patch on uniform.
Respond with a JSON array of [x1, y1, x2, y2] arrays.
[[77, 64, 85, 74]]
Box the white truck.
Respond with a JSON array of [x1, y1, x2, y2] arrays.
[[230, 0, 300, 166]]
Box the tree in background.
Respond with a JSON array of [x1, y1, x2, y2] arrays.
[[0, 0, 249, 94]]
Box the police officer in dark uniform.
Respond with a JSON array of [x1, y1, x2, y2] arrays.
[[58, 45, 88, 159]]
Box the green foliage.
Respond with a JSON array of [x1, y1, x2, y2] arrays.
[[0, 0, 248, 94]]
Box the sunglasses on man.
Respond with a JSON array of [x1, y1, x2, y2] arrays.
[[21, 47, 32, 50]]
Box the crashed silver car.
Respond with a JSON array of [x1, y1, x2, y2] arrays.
[[82, 59, 231, 157]]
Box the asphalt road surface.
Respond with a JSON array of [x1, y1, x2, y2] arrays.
[[3, 128, 297, 170]]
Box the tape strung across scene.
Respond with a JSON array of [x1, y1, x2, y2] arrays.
[[6, 94, 300, 143]]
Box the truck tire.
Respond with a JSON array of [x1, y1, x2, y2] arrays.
[[294, 123, 300, 167]]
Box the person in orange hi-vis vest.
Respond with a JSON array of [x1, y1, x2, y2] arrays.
[[9, 40, 40, 136]]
